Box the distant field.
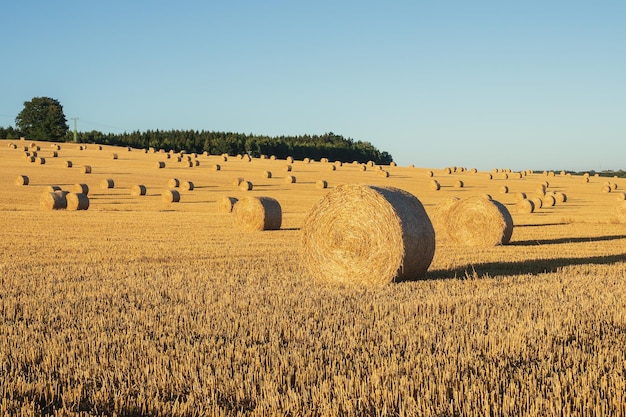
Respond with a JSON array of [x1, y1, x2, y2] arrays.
[[1, 139, 625, 416]]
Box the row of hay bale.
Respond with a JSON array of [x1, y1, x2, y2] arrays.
[[40, 190, 89, 210]]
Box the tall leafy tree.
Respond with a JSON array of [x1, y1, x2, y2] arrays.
[[15, 97, 69, 141]]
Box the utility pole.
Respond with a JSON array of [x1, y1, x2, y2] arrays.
[[70, 117, 78, 143]]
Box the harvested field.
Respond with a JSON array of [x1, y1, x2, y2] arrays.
[[1, 139, 626, 416]]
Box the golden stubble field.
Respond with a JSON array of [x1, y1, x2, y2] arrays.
[[1, 139, 625, 416]]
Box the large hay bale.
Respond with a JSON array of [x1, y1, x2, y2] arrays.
[[181, 181, 194, 191], [601, 184, 612, 193], [15, 175, 29, 186], [429, 179, 440, 191], [426, 170, 434, 177], [378, 170, 390, 178], [430, 197, 460, 239], [530, 196, 543, 209], [130, 184, 147, 196], [301, 184, 435, 286], [554, 192, 567, 203], [82, 165, 92, 174], [40, 191, 68, 210], [72, 183, 89, 195], [65, 160, 73, 168], [316, 180, 328, 189], [617, 201, 626, 223], [168, 178, 180, 188], [285, 164, 293, 172], [51, 151, 58, 157], [615, 192, 626, 201], [438, 196, 513, 246], [261, 170, 272, 179], [162, 189, 181, 203], [155, 161, 166, 169], [211, 164, 221, 171], [218, 196, 238, 213], [239, 181, 253, 191], [100, 179, 114, 189], [66, 193, 89, 210], [328, 164, 337, 171], [516, 199, 535, 214], [499, 185, 509, 194], [46, 185, 62, 192], [514, 192, 527, 201], [36, 157, 46, 164], [285, 175, 296, 183], [232, 196, 282, 231]]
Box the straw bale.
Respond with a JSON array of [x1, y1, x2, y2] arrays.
[[316, 180, 328, 189], [270, 155, 276, 160], [438, 196, 513, 246], [100, 179, 115, 189], [261, 170, 272, 179], [444, 167, 452, 174], [601, 184, 612, 193], [286, 156, 294, 163], [51, 151, 58, 157], [430, 197, 460, 240], [390, 161, 397, 167], [615, 192, 626, 201], [454, 180, 464, 188], [426, 170, 434, 177], [334, 161, 343, 167], [218, 196, 238, 213], [232, 196, 282, 231], [72, 183, 89, 195], [285, 175, 296, 183], [155, 161, 166, 169], [162, 189, 181, 203], [429, 179, 440, 191], [582, 177, 589, 183], [516, 199, 535, 214], [82, 165, 91, 174], [554, 192, 567, 203], [111, 153, 118, 160], [617, 201, 626, 223], [499, 185, 509, 194], [486, 173, 493, 180], [36, 157, 46, 164], [40, 191, 68, 210], [239, 181, 253, 191], [542, 194, 556, 207], [65, 160, 73, 168], [233, 177, 244, 186], [211, 164, 221, 171], [130, 184, 147, 196], [301, 184, 435, 285], [530, 196, 543, 209], [168, 178, 180, 188], [46, 185, 62, 192], [66, 193, 89, 210], [15, 175, 29, 186], [328, 164, 337, 171], [181, 181, 195, 191], [514, 192, 527, 201], [378, 170, 390, 178], [285, 164, 293, 172]]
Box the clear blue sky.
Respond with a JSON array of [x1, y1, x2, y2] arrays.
[[2, 1, 624, 171]]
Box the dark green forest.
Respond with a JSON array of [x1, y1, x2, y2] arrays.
[[0, 125, 392, 164]]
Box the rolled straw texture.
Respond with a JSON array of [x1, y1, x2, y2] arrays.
[[40, 191, 68, 210], [516, 199, 535, 214], [300, 184, 435, 286], [232, 196, 282, 231], [66, 193, 90, 210], [440, 196, 513, 246], [218, 196, 238, 213]]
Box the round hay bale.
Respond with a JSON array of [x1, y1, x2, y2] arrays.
[[40, 191, 68, 210], [46, 185, 62, 192], [261, 170, 272, 179], [127, 146, 132, 151], [239, 180, 253, 191], [454, 180, 464, 188], [51, 151, 58, 157], [444, 167, 452, 174], [542, 194, 556, 207], [441, 196, 513, 246], [162, 189, 180, 203], [218, 196, 238, 213], [499, 185, 509, 194], [285, 175, 296, 184], [615, 192, 626, 201], [65, 160, 73, 168], [194, 159, 200, 166], [616, 201, 626, 223], [328, 164, 337, 171], [430, 197, 460, 239], [486, 173, 493, 180], [530, 196, 543, 209], [233, 196, 282, 231], [30, 142, 37, 148], [82, 165, 91, 174], [429, 179, 440, 191], [15, 175, 29, 186], [31, 151, 38, 157], [77, 145, 84, 151], [554, 192, 567, 203], [100, 179, 114, 189], [36, 157, 46, 165], [211, 164, 221, 171], [25, 156, 35, 163], [286, 156, 294, 163], [130, 184, 147, 196], [360, 164, 367, 171], [66, 193, 89, 210], [232, 177, 244, 186], [155, 161, 166, 169], [301, 184, 435, 285], [502, 173, 509, 180], [72, 183, 89, 195], [582, 176, 590, 183], [111, 153, 118, 160], [426, 170, 434, 177], [378, 170, 390, 178], [285, 164, 293, 172], [334, 161, 343, 167], [181, 181, 194, 191], [601, 184, 612, 193], [270, 155, 276, 160], [516, 199, 535, 214], [168, 178, 180, 188], [514, 192, 527, 201], [316, 179, 328, 189]]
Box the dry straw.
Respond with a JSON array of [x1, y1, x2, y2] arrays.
[[162, 189, 181, 203], [430, 197, 460, 239], [218, 196, 238, 213], [130, 185, 147, 196], [51, 151, 58, 157], [239, 181, 253, 191], [316, 180, 328, 189], [66, 193, 89, 210], [100, 179, 115, 189], [40, 191, 68, 210], [516, 199, 535, 214], [181, 181, 195, 191], [232, 196, 282, 231], [72, 184, 89, 195], [436, 196, 513, 246], [15, 175, 29, 186], [168, 178, 180, 188], [301, 184, 435, 286], [617, 201, 626, 223], [286, 156, 294, 163], [328, 165, 336, 171]]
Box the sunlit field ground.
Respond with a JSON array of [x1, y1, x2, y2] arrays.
[[1, 139, 625, 416]]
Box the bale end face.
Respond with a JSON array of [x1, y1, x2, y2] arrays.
[[218, 196, 238, 213]]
